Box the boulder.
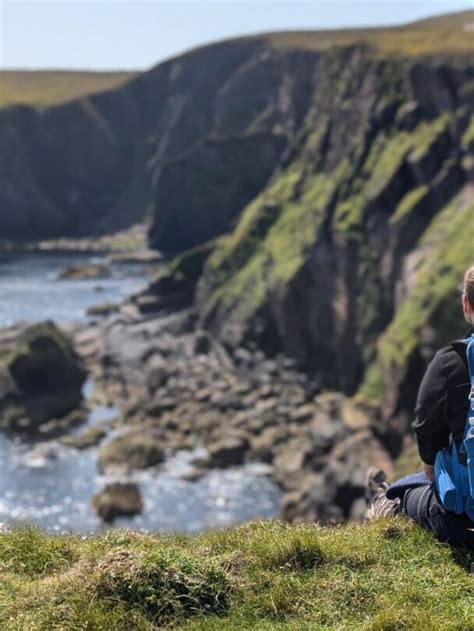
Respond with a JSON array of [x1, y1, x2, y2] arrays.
[[194, 330, 211, 354], [97, 429, 165, 473], [86, 302, 119, 317], [36, 408, 88, 438], [0, 321, 87, 433], [250, 426, 290, 463], [60, 424, 107, 449], [145, 397, 179, 417], [179, 467, 206, 482], [92, 482, 143, 522], [57, 264, 110, 280], [208, 434, 250, 467]]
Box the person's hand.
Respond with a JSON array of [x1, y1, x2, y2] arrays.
[[424, 463, 435, 481]]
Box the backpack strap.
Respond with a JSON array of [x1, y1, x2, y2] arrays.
[[451, 339, 469, 370], [465, 335, 474, 441]]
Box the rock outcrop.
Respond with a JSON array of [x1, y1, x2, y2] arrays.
[[92, 482, 143, 522], [127, 34, 473, 450], [0, 321, 87, 432], [190, 50, 474, 446]]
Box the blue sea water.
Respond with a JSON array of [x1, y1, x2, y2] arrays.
[[0, 253, 281, 532], [0, 251, 148, 326], [0, 396, 280, 533]]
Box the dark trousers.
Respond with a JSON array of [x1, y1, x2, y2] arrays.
[[401, 485, 474, 549]]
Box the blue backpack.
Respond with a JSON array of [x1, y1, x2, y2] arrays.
[[434, 334, 474, 520]]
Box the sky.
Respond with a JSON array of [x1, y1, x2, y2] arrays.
[[1, 0, 473, 71]]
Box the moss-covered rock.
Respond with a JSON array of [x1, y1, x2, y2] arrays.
[[0, 321, 87, 432]]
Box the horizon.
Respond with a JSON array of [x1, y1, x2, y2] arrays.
[[1, 1, 473, 72]]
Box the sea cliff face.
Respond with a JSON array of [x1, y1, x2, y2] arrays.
[[191, 45, 474, 445], [1, 12, 473, 454], [0, 40, 316, 242]]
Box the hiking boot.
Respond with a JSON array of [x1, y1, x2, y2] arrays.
[[366, 467, 400, 520], [366, 467, 388, 499]]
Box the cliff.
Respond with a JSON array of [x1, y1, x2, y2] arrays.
[[0, 38, 304, 241], [1, 11, 472, 246], [1, 10, 473, 445], [193, 42, 474, 447]]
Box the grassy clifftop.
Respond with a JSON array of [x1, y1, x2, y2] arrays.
[[0, 70, 136, 108], [1, 519, 472, 630], [1, 10, 471, 109], [266, 10, 474, 56]]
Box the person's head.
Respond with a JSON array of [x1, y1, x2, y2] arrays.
[[462, 265, 474, 327]]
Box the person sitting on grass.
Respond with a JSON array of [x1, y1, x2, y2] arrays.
[[367, 265, 474, 550]]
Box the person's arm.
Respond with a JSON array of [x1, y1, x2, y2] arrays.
[[412, 350, 451, 468]]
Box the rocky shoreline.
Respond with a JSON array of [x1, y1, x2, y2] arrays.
[[0, 297, 394, 526]]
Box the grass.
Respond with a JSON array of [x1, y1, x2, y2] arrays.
[[0, 519, 472, 630], [264, 9, 474, 57], [0, 70, 136, 108]]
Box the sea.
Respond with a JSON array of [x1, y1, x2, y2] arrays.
[[0, 251, 280, 533]]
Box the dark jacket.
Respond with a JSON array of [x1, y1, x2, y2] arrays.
[[412, 333, 472, 465]]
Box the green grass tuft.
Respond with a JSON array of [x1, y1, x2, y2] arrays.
[[0, 527, 78, 577], [1, 519, 472, 630]]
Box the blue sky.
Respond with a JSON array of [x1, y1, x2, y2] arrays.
[[1, 1, 473, 70]]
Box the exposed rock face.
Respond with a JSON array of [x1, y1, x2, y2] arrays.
[[192, 49, 474, 442], [150, 133, 287, 252], [0, 40, 315, 244], [0, 321, 87, 432]]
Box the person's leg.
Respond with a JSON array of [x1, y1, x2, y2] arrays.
[[402, 485, 474, 548]]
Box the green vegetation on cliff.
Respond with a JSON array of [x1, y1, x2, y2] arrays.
[[390, 185, 429, 225], [1, 519, 472, 630], [202, 157, 352, 321], [360, 190, 474, 403]]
